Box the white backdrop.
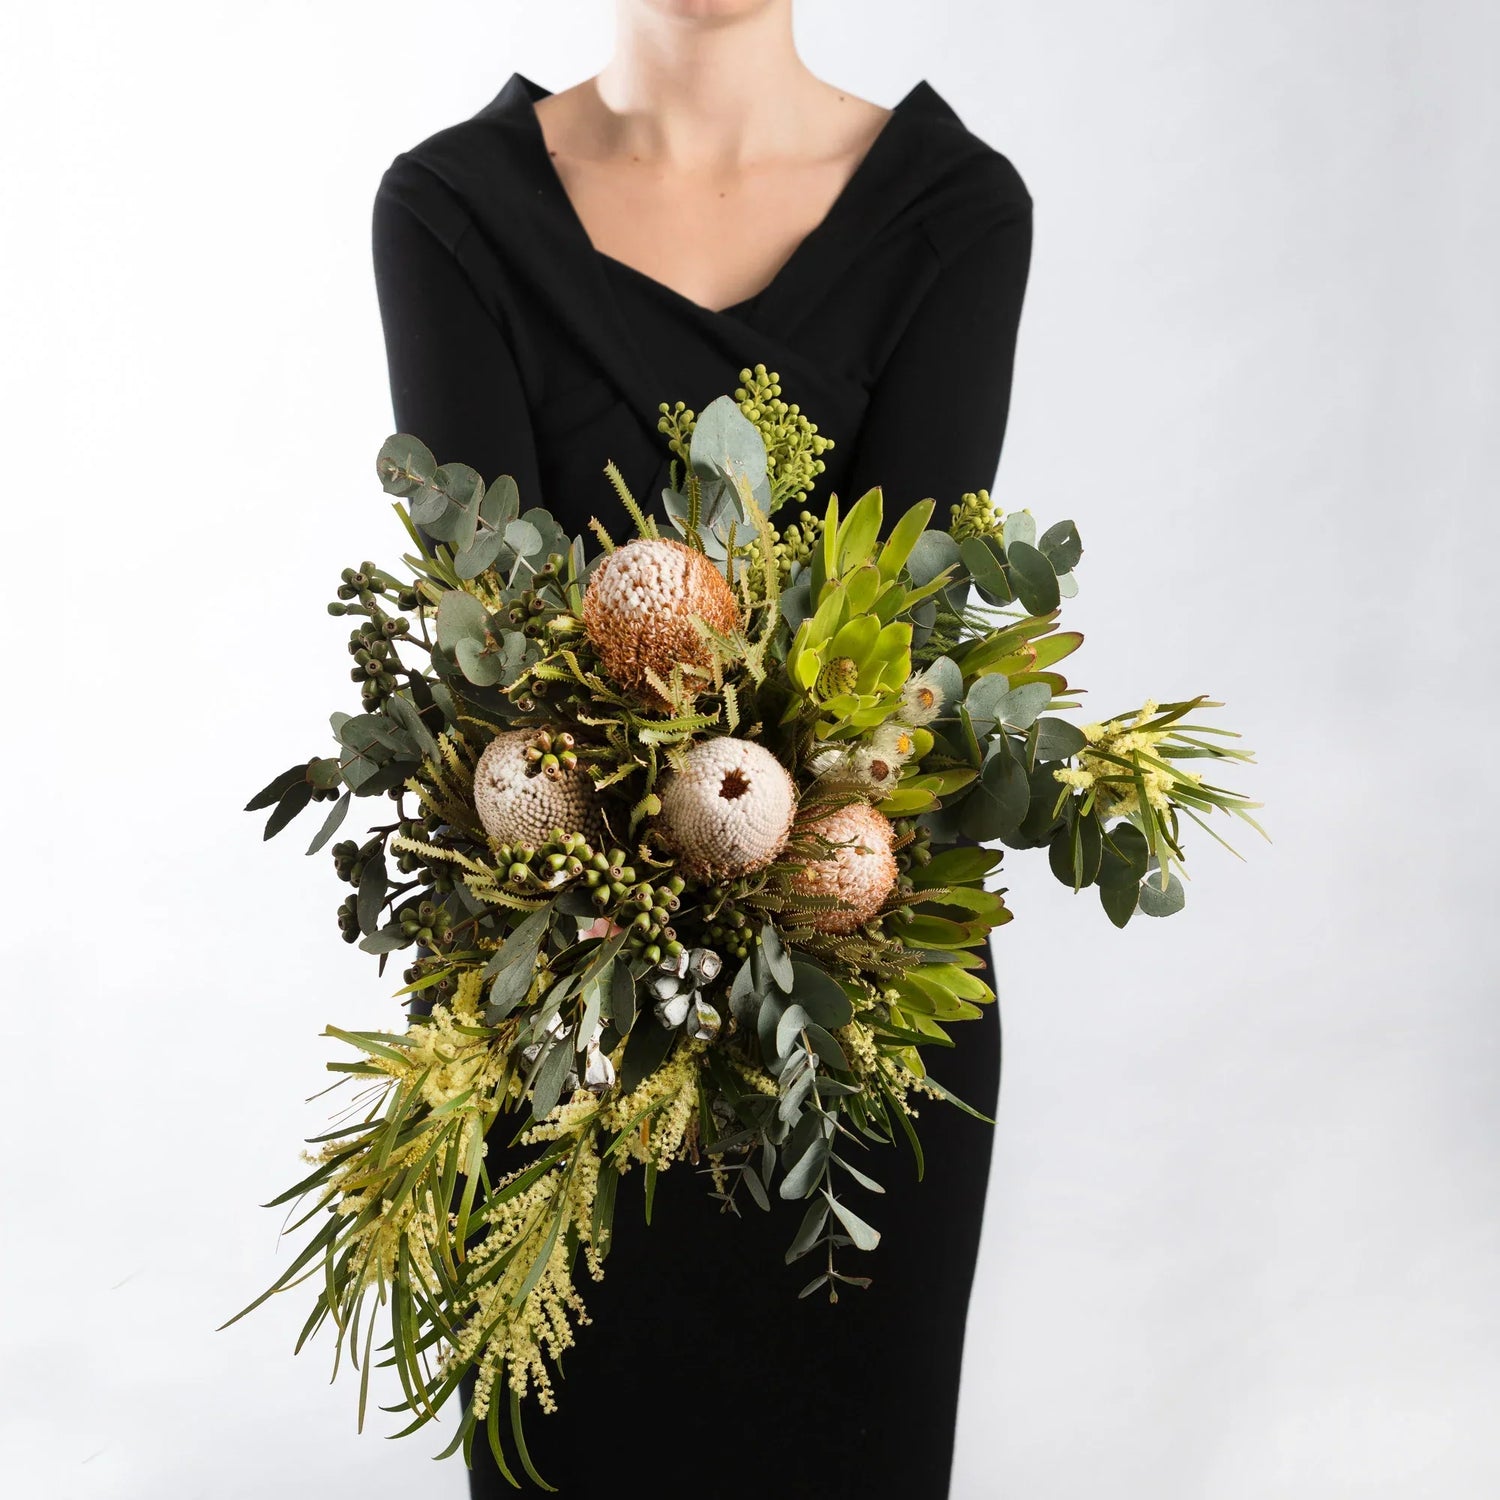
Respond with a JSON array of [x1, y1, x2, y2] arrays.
[[4, 3, 1496, 1497]]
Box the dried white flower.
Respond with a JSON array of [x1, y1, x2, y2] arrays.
[[581, 537, 740, 698], [473, 730, 602, 847], [656, 736, 796, 880], [790, 801, 899, 934]]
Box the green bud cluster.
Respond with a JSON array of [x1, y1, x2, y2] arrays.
[[335, 894, 360, 944], [396, 896, 453, 948], [327, 562, 419, 709], [771, 510, 824, 572], [657, 364, 834, 515], [701, 904, 756, 962], [815, 655, 860, 700], [331, 836, 383, 887], [490, 827, 598, 892], [950, 489, 1004, 544], [572, 846, 688, 965], [521, 728, 579, 781], [503, 556, 569, 639], [734, 364, 833, 512]]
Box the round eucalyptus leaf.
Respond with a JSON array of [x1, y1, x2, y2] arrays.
[[454, 524, 509, 579], [1006, 541, 1061, 616], [455, 637, 510, 686], [1002, 510, 1037, 550], [480, 474, 520, 529], [1138, 871, 1186, 918], [906, 530, 961, 588], [1033, 716, 1088, 761], [504, 519, 543, 557], [1038, 519, 1083, 573], [375, 434, 436, 497], [435, 590, 490, 651]]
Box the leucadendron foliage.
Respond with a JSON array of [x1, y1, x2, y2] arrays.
[[231, 364, 1263, 1483]]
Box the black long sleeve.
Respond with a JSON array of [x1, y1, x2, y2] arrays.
[[846, 197, 1033, 516], [372, 187, 543, 500]]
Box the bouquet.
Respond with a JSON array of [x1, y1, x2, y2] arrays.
[[231, 367, 1261, 1483]]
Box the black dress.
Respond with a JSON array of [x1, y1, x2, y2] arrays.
[[374, 72, 1031, 1500]]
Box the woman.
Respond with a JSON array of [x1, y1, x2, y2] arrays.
[[373, 3, 1030, 1494]]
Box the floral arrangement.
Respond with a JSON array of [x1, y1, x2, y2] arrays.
[[230, 366, 1261, 1484]]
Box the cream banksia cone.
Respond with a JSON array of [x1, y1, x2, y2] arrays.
[[656, 737, 796, 880], [581, 538, 740, 698], [473, 730, 602, 846], [790, 802, 899, 934]]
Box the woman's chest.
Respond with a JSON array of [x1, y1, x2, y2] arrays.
[[546, 152, 867, 315]]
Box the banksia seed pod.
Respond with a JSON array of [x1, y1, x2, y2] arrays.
[[473, 730, 602, 847], [656, 737, 796, 880], [790, 802, 899, 934], [582, 538, 740, 698]]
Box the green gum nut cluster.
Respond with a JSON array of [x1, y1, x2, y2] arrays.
[[785, 486, 940, 738], [575, 848, 688, 965]]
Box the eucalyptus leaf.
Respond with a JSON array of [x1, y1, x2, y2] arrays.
[[504, 519, 543, 557], [778, 1133, 830, 1200], [375, 434, 437, 497], [784, 1199, 830, 1263], [996, 681, 1053, 731], [1100, 880, 1139, 928], [1006, 541, 1061, 615], [435, 591, 489, 652], [529, 1035, 575, 1120], [789, 960, 853, 1029], [1138, 871, 1186, 917], [1038, 519, 1083, 573], [827, 1196, 881, 1251], [906, 530, 960, 588], [1033, 717, 1088, 761], [356, 855, 387, 936], [1002, 511, 1037, 550], [761, 923, 794, 992], [264, 781, 312, 839], [305, 790, 351, 855], [688, 395, 771, 510]]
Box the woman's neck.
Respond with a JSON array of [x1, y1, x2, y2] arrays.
[[594, 0, 820, 170]]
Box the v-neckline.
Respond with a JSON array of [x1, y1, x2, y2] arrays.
[[504, 72, 929, 321]]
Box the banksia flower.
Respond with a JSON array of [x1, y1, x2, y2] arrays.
[[656, 737, 796, 880], [473, 730, 602, 847], [581, 538, 740, 698], [790, 802, 899, 934]]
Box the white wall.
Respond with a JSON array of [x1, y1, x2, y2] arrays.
[[3, 3, 1495, 1496]]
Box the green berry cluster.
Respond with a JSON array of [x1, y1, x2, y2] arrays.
[[701, 904, 757, 961], [734, 365, 833, 513], [656, 364, 834, 516], [520, 728, 579, 781], [950, 489, 1004, 544], [492, 828, 598, 893], [327, 562, 420, 709], [574, 844, 688, 965], [771, 509, 824, 573]]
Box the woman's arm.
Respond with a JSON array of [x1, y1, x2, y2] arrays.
[[845, 196, 1033, 515], [372, 183, 543, 500]]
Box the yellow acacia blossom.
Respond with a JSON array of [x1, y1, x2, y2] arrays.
[[1057, 698, 1203, 821], [454, 1130, 606, 1418], [600, 1042, 705, 1170]]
